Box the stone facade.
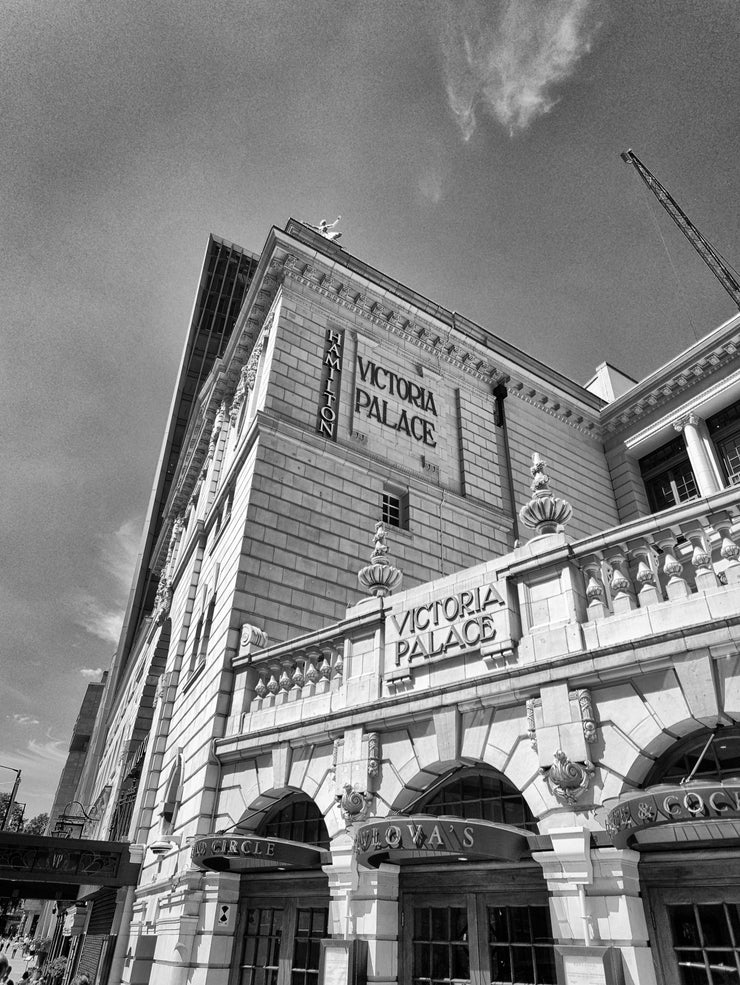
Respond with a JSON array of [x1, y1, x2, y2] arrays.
[[56, 220, 740, 985]]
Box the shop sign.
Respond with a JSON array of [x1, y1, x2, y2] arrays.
[[387, 582, 510, 664], [191, 834, 329, 872], [353, 815, 528, 868], [604, 780, 740, 849], [316, 328, 344, 441], [354, 356, 438, 448]]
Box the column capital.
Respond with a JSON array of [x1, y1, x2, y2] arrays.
[[674, 411, 703, 432]]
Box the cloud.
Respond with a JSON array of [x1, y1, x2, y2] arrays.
[[12, 714, 40, 726], [101, 518, 142, 590], [441, 0, 600, 139], [73, 592, 124, 645], [79, 668, 104, 679]]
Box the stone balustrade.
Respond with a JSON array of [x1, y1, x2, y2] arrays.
[[248, 640, 344, 711], [573, 501, 740, 622]]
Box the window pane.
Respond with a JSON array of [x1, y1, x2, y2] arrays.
[[699, 905, 729, 947], [670, 906, 701, 947], [706, 951, 740, 983], [431, 908, 448, 941], [415, 908, 430, 939], [536, 945, 558, 982], [676, 951, 710, 985], [510, 945, 534, 982], [414, 942, 430, 979]]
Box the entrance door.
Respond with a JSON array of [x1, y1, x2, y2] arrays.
[[646, 885, 740, 985], [402, 879, 557, 985], [233, 884, 329, 985]]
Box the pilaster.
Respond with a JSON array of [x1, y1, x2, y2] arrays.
[[533, 831, 657, 985]]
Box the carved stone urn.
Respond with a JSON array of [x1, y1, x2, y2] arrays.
[[518, 453, 572, 536], [358, 520, 403, 598]]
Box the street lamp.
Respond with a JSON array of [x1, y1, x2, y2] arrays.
[[0, 765, 21, 831], [52, 801, 97, 839]]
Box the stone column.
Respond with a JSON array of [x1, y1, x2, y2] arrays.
[[353, 864, 400, 985], [674, 413, 724, 497], [323, 831, 400, 985], [533, 828, 657, 985]]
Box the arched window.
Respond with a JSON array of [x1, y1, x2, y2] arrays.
[[258, 794, 329, 848], [645, 728, 740, 786], [415, 768, 538, 831]]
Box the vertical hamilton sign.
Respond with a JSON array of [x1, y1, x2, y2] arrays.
[[316, 327, 344, 440]]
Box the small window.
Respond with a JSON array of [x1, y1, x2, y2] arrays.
[[382, 489, 409, 529], [639, 436, 698, 512]]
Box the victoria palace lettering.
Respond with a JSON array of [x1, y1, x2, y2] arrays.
[[355, 357, 437, 447]]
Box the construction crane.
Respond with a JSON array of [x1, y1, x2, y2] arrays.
[[621, 148, 740, 310]]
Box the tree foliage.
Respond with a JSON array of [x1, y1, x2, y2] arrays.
[[0, 793, 49, 834]]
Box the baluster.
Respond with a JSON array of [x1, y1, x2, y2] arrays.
[[605, 548, 637, 614], [253, 673, 268, 702], [318, 650, 332, 693], [710, 512, 740, 585], [292, 660, 305, 693], [304, 647, 321, 692], [266, 669, 280, 697], [655, 531, 691, 601], [628, 539, 663, 606], [681, 522, 719, 592], [332, 645, 344, 681], [279, 663, 293, 698], [581, 556, 608, 621]]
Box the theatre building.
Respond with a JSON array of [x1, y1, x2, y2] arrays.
[[49, 218, 740, 985]]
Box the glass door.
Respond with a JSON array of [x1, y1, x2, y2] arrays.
[[233, 896, 328, 985], [403, 891, 557, 985], [647, 887, 740, 985]]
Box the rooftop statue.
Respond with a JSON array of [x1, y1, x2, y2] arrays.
[[307, 216, 342, 241]]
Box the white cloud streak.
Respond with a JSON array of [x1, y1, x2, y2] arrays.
[[73, 592, 124, 645], [441, 0, 600, 139], [79, 668, 104, 679], [12, 714, 40, 726]]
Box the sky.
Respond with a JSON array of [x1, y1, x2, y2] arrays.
[[1, 0, 738, 819]]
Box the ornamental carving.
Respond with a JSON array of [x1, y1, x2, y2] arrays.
[[540, 750, 595, 805], [518, 453, 572, 537], [571, 688, 597, 744], [358, 521, 402, 598], [336, 783, 372, 822], [152, 572, 173, 626], [367, 733, 380, 778], [208, 402, 227, 460], [526, 699, 538, 750]]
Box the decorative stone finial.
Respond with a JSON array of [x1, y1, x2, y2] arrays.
[[518, 453, 572, 536], [358, 521, 402, 598]]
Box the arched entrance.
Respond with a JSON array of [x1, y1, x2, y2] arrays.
[[607, 729, 740, 984], [392, 767, 557, 985], [229, 793, 331, 985]]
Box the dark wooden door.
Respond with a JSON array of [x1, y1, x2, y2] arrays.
[[401, 864, 556, 985]]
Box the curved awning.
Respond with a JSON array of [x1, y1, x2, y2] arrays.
[[603, 780, 740, 849], [191, 834, 331, 873], [353, 815, 531, 868]]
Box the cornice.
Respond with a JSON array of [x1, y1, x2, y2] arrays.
[[602, 313, 740, 435], [624, 364, 740, 451], [159, 226, 606, 543], [280, 251, 603, 440]]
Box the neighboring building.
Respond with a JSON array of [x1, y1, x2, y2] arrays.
[[56, 219, 740, 985]]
